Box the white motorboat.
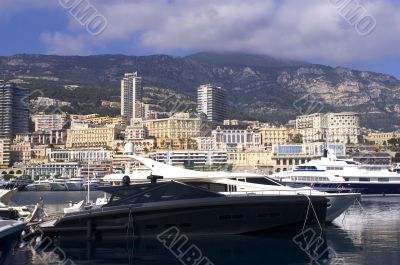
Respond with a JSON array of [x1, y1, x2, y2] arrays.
[[0, 188, 17, 205], [26, 177, 52, 191], [273, 149, 400, 195], [48, 179, 68, 191], [65, 177, 84, 191]]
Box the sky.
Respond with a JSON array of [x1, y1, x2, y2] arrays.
[[1, 0, 400, 78]]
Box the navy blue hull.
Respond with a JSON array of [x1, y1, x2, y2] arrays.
[[283, 182, 400, 195]]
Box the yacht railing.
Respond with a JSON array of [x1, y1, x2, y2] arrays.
[[221, 189, 334, 197]]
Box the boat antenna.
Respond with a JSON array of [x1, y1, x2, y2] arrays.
[[86, 134, 90, 204], [323, 128, 329, 158]]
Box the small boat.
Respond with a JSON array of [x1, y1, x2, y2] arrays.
[[65, 177, 84, 191], [40, 176, 328, 238], [0, 189, 17, 205], [26, 177, 52, 191], [0, 219, 26, 264], [48, 179, 68, 191], [1, 179, 32, 191]]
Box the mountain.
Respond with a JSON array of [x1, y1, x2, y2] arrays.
[[1, 52, 399, 130]]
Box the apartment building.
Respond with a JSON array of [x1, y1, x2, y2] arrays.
[[66, 124, 122, 148], [0, 138, 11, 169], [296, 112, 360, 144], [197, 84, 227, 124], [258, 125, 289, 146], [121, 72, 143, 120], [141, 113, 203, 149], [0, 83, 29, 138], [212, 125, 261, 149], [32, 114, 68, 132]]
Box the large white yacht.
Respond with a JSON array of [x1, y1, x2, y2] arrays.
[[103, 154, 360, 223], [273, 150, 400, 195]]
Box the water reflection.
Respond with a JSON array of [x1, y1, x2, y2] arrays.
[[12, 229, 343, 265]]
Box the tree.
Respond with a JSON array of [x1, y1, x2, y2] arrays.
[[395, 153, 400, 163], [292, 133, 303, 144], [388, 138, 398, 147]]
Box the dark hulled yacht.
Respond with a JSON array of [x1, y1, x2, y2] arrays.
[[40, 177, 327, 238]]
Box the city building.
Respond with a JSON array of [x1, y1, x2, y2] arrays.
[[272, 142, 346, 172], [49, 149, 113, 162], [149, 150, 227, 169], [31, 97, 71, 108], [121, 72, 143, 121], [227, 149, 274, 174], [125, 121, 148, 141], [197, 84, 227, 124], [196, 137, 217, 151], [70, 114, 126, 126], [0, 83, 29, 138], [127, 139, 155, 153], [325, 112, 360, 144], [32, 114, 68, 132], [141, 113, 203, 149], [11, 143, 32, 164], [296, 112, 360, 144], [0, 138, 11, 169], [79, 160, 112, 178], [15, 131, 66, 145], [364, 131, 400, 146], [212, 125, 261, 149], [258, 125, 289, 146], [26, 162, 80, 178], [350, 152, 392, 165], [66, 124, 122, 148], [295, 113, 324, 143]]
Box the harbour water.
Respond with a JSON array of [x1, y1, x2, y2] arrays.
[[6, 193, 400, 265]]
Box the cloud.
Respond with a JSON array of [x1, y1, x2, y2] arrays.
[[40, 32, 89, 55], [34, 0, 400, 64]]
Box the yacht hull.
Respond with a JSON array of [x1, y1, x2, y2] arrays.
[[0, 220, 26, 264], [65, 183, 83, 191], [49, 183, 67, 191], [324, 193, 360, 222], [26, 183, 51, 191], [40, 195, 327, 238]]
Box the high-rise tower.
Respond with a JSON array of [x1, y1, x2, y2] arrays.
[[121, 72, 143, 121]]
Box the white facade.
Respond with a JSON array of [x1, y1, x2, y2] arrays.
[[26, 162, 80, 178], [325, 113, 360, 144], [197, 84, 227, 124], [150, 150, 227, 167], [212, 126, 261, 149], [33, 114, 68, 132], [295, 113, 324, 143], [296, 112, 360, 144], [125, 121, 148, 141], [121, 72, 143, 120], [50, 149, 113, 162]]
